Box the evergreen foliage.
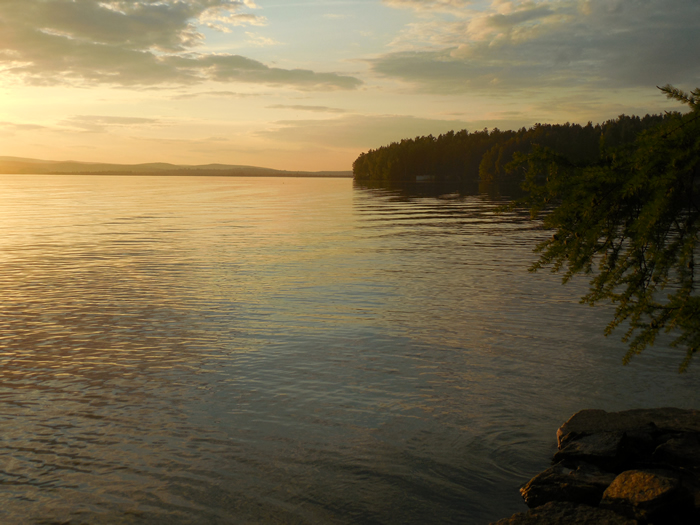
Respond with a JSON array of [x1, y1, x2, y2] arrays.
[[516, 86, 700, 371], [353, 87, 699, 370], [352, 114, 672, 188]]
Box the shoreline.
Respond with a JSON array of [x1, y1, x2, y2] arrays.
[[491, 408, 700, 524]]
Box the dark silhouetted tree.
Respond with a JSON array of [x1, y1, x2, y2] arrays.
[[515, 85, 700, 371], [353, 116, 671, 189]]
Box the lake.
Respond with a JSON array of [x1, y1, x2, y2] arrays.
[[0, 175, 697, 524]]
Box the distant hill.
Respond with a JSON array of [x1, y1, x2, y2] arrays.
[[0, 157, 352, 178]]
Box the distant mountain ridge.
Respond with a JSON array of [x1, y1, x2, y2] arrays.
[[0, 156, 352, 178]]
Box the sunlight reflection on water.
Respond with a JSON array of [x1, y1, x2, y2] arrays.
[[0, 175, 697, 524]]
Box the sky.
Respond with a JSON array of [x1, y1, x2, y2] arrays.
[[0, 0, 698, 171]]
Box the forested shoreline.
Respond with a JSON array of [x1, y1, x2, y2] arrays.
[[352, 114, 676, 190]]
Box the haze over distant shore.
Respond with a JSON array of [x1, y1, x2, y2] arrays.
[[0, 157, 352, 178]]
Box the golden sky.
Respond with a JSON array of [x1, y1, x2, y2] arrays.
[[0, 0, 698, 171]]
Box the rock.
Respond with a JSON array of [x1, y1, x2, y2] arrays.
[[494, 409, 700, 524], [553, 424, 661, 471], [653, 433, 700, 468], [600, 469, 692, 522], [680, 470, 700, 511], [557, 408, 700, 449], [621, 424, 660, 461], [520, 462, 617, 508], [553, 432, 629, 469], [489, 501, 638, 525]]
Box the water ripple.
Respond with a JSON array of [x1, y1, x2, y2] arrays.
[[0, 175, 697, 524]]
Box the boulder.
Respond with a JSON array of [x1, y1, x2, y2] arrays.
[[553, 432, 629, 469], [494, 408, 700, 524], [652, 433, 700, 468], [489, 501, 637, 525], [557, 408, 700, 449], [599, 469, 692, 522], [520, 462, 617, 508], [679, 470, 700, 511]]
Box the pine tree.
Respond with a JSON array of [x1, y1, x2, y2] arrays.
[[515, 86, 700, 371]]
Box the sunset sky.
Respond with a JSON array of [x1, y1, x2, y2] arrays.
[[0, 0, 698, 171]]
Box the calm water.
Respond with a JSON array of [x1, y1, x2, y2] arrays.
[[0, 175, 697, 524]]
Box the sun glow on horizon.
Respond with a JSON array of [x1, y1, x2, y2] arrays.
[[0, 0, 696, 170]]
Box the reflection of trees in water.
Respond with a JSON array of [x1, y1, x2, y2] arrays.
[[353, 178, 526, 201]]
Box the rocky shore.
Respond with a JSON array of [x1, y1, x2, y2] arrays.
[[492, 408, 700, 524]]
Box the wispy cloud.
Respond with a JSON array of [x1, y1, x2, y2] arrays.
[[0, 121, 50, 131], [258, 114, 471, 148], [0, 0, 361, 90], [382, 0, 475, 13], [171, 90, 262, 100], [60, 115, 162, 133], [245, 32, 283, 47], [267, 105, 347, 114], [200, 9, 268, 33]]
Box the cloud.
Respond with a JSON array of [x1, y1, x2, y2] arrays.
[[267, 105, 347, 114], [375, 0, 700, 93], [245, 32, 282, 47], [0, 0, 361, 90], [382, 0, 475, 12], [200, 9, 267, 33], [258, 114, 472, 149], [185, 54, 361, 89], [61, 115, 162, 133], [0, 121, 50, 131], [171, 90, 262, 100]]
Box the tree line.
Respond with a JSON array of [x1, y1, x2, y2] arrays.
[[352, 114, 675, 189], [354, 86, 700, 371]]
